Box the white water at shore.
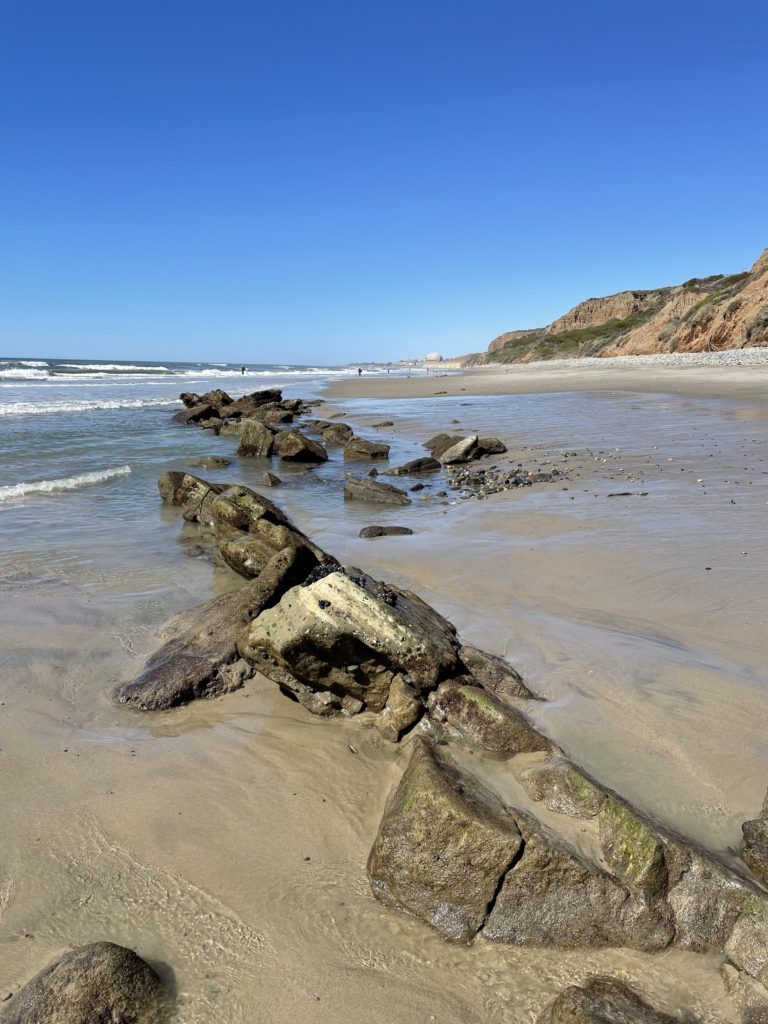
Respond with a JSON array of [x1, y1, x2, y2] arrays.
[[0, 465, 131, 502]]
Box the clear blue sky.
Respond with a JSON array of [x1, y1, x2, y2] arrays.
[[1, 1, 766, 364]]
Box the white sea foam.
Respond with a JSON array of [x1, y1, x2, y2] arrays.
[[0, 465, 131, 502], [57, 363, 171, 372], [0, 397, 173, 416], [0, 368, 51, 379]]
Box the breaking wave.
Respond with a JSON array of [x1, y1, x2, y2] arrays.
[[0, 465, 131, 502], [0, 397, 173, 417]]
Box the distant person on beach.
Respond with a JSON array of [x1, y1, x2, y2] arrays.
[[241, 365, 245, 374], [358, 367, 362, 376]]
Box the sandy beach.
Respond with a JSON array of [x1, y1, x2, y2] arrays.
[[3, 357, 768, 1021]]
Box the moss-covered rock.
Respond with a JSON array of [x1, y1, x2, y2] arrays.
[[367, 739, 522, 942], [428, 681, 550, 757], [236, 418, 274, 457], [483, 812, 674, 951], [725, 894, 768, 985], [457, 644, 536, 700], [521, 758, 607, 818], [598, 798, 668, 900]]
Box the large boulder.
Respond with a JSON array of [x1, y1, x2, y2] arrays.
[[721, 964, 768, 1024], [598, 798, 668, 901], [427, 680, 550, 757], [367, 739, 522, 942], [344, 436, 390, 460], [179, 391, 201, 408], [537, 976, 677, 1024], [476, 437, 508, 456], [236, 419, 275, 457], [273, 430, 328, 462], [223, 388, 282, 417], [198, 388, 233, 408], [0, 942, 167, 1024], [424, 433, 463, 458], [439, 435, 479, 465], [239, 568, 462, 714], [319, 422, 354, 445], [344, 476, 410, 506], [482, 812, 674, 951], [665, 845, 748, 952], [157, 472, 227, 527], [116, 549, 306, 710], [218, 520, 320, 580], [725, 895, 768, 987]]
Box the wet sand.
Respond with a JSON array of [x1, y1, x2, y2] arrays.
[[3, 368, 768, 1021]]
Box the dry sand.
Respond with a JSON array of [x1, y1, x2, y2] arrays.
[[4, 360, 768, 1022]]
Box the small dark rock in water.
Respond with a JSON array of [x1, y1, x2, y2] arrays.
[[344, 476, 411, 506], [537, 976, 678, 1023], [368, 467, 379, 478], [0, 942, 168, 1024], [359, 525, 414, 538], [384, 457, 441, 476], [410, 482, 425, 492], [186, 455, 232, 469], [372, 420, 394, 428], [260, 472, 282, 487]]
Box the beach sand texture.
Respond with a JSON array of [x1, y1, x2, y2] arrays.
[[3, 359, 768, 1021]]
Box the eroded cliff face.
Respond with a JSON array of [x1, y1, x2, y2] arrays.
[[474, 249, 768, 364]]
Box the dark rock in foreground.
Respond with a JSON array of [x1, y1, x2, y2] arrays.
[[344, 476, 410, 505], [537, 976, 677, 1024], [236, 419, 275, 457], [359, 525, 414, 538], [367, 739, 522, 943], [428, 679, 550, 756], [0, 942, 168, 1024]]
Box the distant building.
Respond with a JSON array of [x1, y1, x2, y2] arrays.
[[425, 352, 443, 362]]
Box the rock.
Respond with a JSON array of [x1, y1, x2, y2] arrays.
[[319, 422, 354, 445], [372, 420, 394, 428], [198, 388, 233, 408], [157, 472, 226, 523], [476, 437, 508, 456], [439, 435, 479, 465], [259, 406, 295, 424], [742, 793, 768, 885], [598, 798, 668, 900], [117, 546, 310, 710], [344, 476, 411, 506], [367, 739, 522, 942], [186, 455, 232, 469], [273, 430, 328, 462], [260, 472, 282, 487], [236, 419, 275, 457], [179, 391, 201, 408], [458, 644, 536, 700], [483, 812, 674, 951], [725, 895, 768, 986], [344, 436, 390, 460], [171, 403, 221, 425], [721, 963, 768, 1024], [428, 680, 550, 757], [280, 398, 303, 412], [377, 675, 423, 741], [520, 758, 607, 818], [239, 568, 462, 713], [384, 457, 441, 476], [217, 420, 242, 436], [0, 942, 167, 1024], [424, 433, 463, 458], [207, 484, 295, 533], [537, 976, 677, 1024], [359, 525, 414, 538], [225, 388, 282, 417], [218, 520, 320, 580], [665, 846, 747, 952]]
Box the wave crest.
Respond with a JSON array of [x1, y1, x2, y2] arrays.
[[0, 465, 132, 502]]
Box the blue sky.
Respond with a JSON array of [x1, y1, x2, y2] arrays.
[[1, 1, 766, 364]]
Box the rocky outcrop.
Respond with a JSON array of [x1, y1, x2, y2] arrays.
[[344, 476, 411, 505], [236, 419, 275, 457], [0, 942, 168, 1024], [537, 976, 677, 1024], [367, 739, 522, 942], [470, 248, 768, 362], [239, 568, 463, 717]]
